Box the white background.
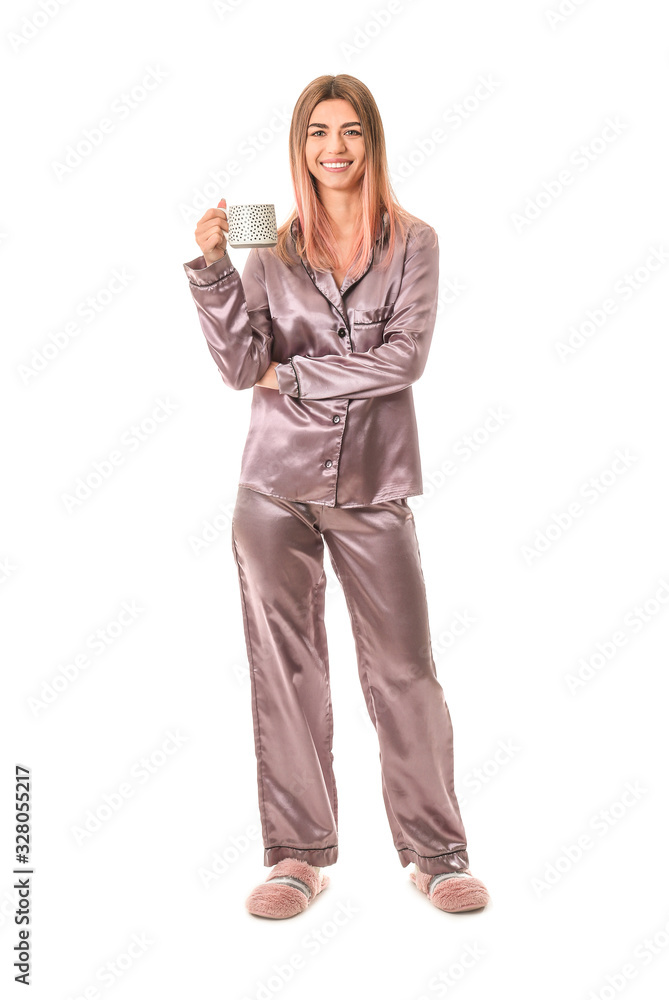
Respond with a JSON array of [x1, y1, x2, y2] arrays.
[[2, 0, 668, 997]]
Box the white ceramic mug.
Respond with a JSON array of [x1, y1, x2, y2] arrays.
[[227, 203, 278, 248]]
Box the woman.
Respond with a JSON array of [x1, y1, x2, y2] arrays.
[[183, 74, 490, 918]]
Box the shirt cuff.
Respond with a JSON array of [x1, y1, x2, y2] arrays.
[[183, 251, 235, 287], [275, 358, 301, 397]]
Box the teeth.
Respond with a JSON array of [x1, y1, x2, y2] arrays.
[[322, 162, 350, 168]]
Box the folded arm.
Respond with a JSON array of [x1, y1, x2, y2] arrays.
[[274, 225, 439, 401]]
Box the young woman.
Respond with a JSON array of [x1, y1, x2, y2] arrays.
[[183, 74, 490, 918]]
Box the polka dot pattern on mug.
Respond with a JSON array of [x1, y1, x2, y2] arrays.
[[228, 204, 278, 247]]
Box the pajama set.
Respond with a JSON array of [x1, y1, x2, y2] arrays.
[[183, 211, 470, 875]]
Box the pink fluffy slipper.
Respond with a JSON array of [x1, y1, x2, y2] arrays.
[[410, 865, 490, 912], [245, 859, 331, 919]]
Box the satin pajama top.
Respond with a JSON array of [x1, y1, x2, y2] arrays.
[[182, 211, 440, 507]]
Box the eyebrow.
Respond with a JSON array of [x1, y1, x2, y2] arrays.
[[307, 121, 361, 129]]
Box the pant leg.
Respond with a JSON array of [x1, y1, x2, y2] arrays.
[[230, 486, 338, 867], [321, 497, 470, 876]]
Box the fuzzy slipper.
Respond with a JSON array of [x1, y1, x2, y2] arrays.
[[245, 858, 331, 919], [410, 865, 490, 912]]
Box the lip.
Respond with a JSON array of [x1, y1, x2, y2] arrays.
[[320, 161, 352, 171]]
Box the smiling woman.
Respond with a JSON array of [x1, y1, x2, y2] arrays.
[[183, 72, 491, 920], [302, 105, 367, 288], [273, 74, 425, 286]]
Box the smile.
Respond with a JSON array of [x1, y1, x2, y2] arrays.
[[320, 161, 352, 171]]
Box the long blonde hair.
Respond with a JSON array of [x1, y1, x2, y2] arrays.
[[272, 74, 431, 280]]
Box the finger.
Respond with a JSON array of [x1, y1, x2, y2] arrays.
[[197, 222, 228, 247], [200, 218, 229, 238], [198, 207, 228, 225], [203, 232, 228, 251]]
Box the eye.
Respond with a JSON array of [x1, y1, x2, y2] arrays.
[[308, 129, 362, 137]]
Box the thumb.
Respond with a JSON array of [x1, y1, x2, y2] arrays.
[[218, 198, 226, 208]]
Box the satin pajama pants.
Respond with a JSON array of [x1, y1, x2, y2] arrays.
[[230, 485, 470, 875]]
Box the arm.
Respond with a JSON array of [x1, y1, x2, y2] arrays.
[[274, 225, 439, 401], [183, 247, 273, 391]]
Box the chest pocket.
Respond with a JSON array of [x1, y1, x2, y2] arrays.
[[351, 306, 395, 353]]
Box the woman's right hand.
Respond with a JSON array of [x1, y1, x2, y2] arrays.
[[194, 198, 229, 265]]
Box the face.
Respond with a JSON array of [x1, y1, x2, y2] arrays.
[[305, 98, 366, 192]]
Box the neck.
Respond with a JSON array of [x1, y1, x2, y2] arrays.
[[317, 187, 362, 240]]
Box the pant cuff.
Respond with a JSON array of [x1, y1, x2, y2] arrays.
[[397, 846, 470, 875], [264, 844, 338, 867]]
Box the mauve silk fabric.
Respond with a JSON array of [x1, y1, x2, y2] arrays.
[[182, 213, 440, 507]]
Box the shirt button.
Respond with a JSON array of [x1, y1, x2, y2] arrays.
[[332, 415, 340, 423], [337, 328, 347, 337], [324, 459, 333, 468]]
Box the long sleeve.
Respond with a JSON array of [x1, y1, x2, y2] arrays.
[[274, 225, 439, 401], [183, 247, 273, 391]]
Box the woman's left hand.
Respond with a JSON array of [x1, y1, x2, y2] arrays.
[[255, 361, 280, 390]]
